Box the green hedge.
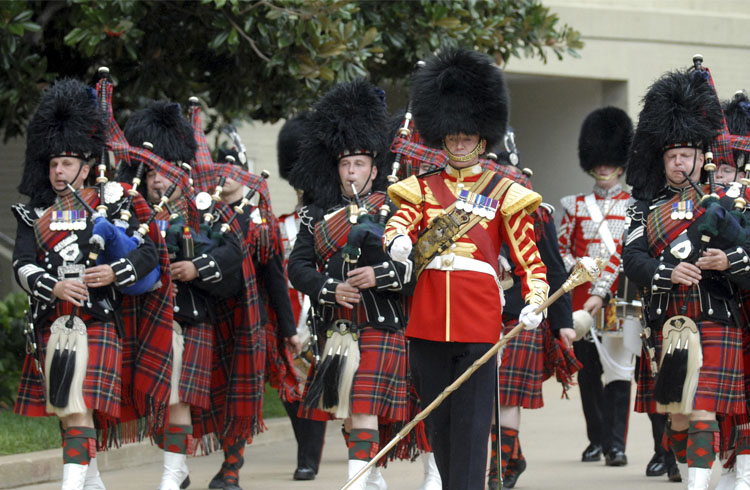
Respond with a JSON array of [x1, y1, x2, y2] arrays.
[[0, 291, 27, 409]]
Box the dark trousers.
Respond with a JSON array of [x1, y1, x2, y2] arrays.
[[282, 399, 327, 473], [410, 338, 495, 490], [573, 339, 630, 452]]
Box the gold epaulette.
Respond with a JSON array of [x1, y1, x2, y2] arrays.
[[500, 182, 542, 217], [387, 175, 422, 208]]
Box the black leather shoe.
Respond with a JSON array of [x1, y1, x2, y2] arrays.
[[180, 476, 191, 489], [502, 458, 527, 489], [646, 453, 667, 476], [208, 471, 225, 489], [605, 448, 628, 467], [581, 444, 602, 462], [293, 467, 316, 481], [667, 462, 682, 482]]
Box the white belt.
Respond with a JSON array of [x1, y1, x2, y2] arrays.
[[425, 253, 497, 279]]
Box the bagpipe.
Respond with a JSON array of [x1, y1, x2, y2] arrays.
[[187, 96, 278, 263]]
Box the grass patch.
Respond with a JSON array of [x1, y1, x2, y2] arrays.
[[262, 383, 289, 419], [0, 383, 289, 456], [0, 410, 61, 456]]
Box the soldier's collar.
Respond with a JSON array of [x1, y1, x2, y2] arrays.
[[592, 182, 622, 198], [444, 162, 482, 179]]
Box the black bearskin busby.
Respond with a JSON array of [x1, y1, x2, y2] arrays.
[[124, 100, 197, 163], [18, 79, 105, 208], [725, 91, 750, 137], [627, 69, 724, 201], [723, 91, 750, 168], [289, 78, 388, 211], [578, 107, 633, 172], [277, 112, 310, 182], [410, 47, 509, 150]]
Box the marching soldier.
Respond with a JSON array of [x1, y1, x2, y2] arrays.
[[208, 148, 303, 489], [274, 116, 330, 481], [11, 80, 171, 490], [491, 137, 577, 489], [287, 79, 413, 490], [558, 107, 634, 467], [623, 66, 750, 490], [123, 101, 253, 490], [384, 48, 549, 490]]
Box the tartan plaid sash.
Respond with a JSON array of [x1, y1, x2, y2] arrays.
[[313, 192, 386, 267], [646, 187, 707, 257]]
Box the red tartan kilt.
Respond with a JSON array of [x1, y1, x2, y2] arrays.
[[177, 321, 214, 410], [498, 319, 544, 408], [298, 326, 408, 422], [264, 320, 302, 403], [351, 327, 408, 422], [15, 315, 122, 419], [636, 321, 744, 415]]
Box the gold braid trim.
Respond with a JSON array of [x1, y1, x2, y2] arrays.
[[500, 182, 542, 217], [387, 175, 423, 208]]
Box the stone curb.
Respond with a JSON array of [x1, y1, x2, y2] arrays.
[[0, 417, 294, 489]]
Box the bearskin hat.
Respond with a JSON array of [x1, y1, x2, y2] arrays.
[[277, 112, 310, 182], [18, 79, 105, 208], [578, 107, 633, 172], [724, 91, 750, 168], [627, 69, 724, 201], [725, 91, 750, 137], [124, 100, 197, 163], [289, 78, 389, 211], [410, 47, 508, 150]]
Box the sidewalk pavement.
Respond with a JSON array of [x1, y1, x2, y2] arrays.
[[6, 379, 725, 489]]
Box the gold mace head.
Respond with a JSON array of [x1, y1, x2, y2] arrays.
[[561, 257, 603, 293]]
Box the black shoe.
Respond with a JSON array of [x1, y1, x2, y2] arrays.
[[502, 458, 527, 489], [208, 471, 225, 489], [581, 444, 602, 462], [605, 448, 628, 467], [667, 462, 682, 482], [293, 467, 316, 480], [646, 453, 667, 476], [180, 475, 191, 489]]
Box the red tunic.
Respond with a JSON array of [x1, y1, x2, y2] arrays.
[[558, 185, 630, 310], [385, 163, 548, 344]]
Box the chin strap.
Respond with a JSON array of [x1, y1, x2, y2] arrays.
[[443, 139, 486, 163]]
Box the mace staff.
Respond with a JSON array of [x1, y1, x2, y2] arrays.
[[341, 256, 602, 490]]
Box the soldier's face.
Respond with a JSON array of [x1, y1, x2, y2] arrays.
[[49, 157, 89, 195], [663, 147, 704, 187], [715, 163, 743, 185], [339, 155, 377, 197], [444, 133, 481, 168], [221, 178, 242, 199], [145, 169, 182, 204]]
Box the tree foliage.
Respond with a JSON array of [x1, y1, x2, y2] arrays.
[[0, 0, 582, 141]]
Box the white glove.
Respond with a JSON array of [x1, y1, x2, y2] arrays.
[[389, 235, 412, 263], [519, 304, 543, 330]]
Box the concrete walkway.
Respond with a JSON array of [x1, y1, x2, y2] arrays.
[[7, 379, 723, 489]]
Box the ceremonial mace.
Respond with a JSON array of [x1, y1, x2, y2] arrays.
[[341, 256, 602, 490]]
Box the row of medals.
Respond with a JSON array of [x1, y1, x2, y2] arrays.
[[455, 189, 499, 220], [671, 200, 694, 221], [49, 182, 126, 231]]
